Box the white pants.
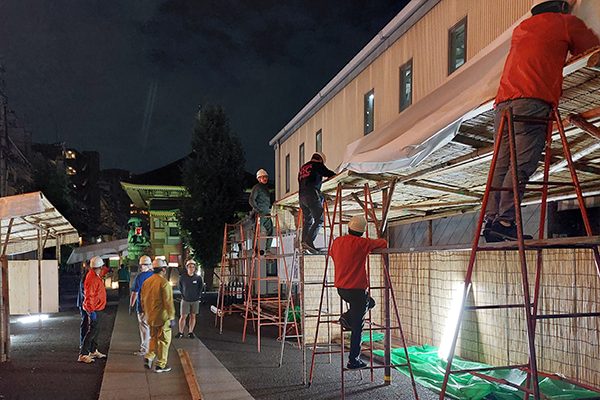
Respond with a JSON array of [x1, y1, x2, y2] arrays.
[[137, 312, 150, 353]]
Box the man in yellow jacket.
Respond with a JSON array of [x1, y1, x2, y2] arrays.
[[141, 258, 175, 373]]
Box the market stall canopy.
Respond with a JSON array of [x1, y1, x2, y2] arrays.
[[66, 238, 128, 264], [340, 4, 600, 174], [0, 192, 79, 256]]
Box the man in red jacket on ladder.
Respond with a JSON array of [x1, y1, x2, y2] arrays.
[[332, 215, 387, 370], [484, 0, 599, 242]]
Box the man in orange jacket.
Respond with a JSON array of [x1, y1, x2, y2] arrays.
[[484, 0, 599, 242], [332, 215, 387, 370], [78, 256, 108, 364]]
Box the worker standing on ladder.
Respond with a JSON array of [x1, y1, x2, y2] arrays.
[[331, 215, 387, 369], [484, 0, 599, 242], [249, 168, 273, 254], [298, 152, 335, 253]]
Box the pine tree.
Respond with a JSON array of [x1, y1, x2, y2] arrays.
[[180, 105, 245, 287]]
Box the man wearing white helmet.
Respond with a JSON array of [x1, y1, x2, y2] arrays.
[[141, 258, 175, 373], [175, 259, 203, 339], [129, 255, 153, 356], [249, 168, 273, 253], [78, 256, 109, 364], [484, 0, 599, 242], [298, 152, 335, 253], [331, 215, 387, 370]]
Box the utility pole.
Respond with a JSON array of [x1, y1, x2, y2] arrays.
[[0, 63, 8, 197]]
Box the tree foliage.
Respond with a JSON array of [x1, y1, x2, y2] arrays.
[[180, 105, 246, 269]]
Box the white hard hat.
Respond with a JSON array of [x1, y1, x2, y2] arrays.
[[152, 258, 167, 268], [139, 255, 152, 266], [348, 215, 367, 234], [185, 259, 197, 267], [311, 152, 326, 163], [90, 256, 105, 269], [256, 169, 268, 179]]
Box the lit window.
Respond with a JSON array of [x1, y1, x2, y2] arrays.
[[315, 129, 322, 153], [399, 59, 413, 112], [449, 17, 467, 75], [299, 143, 305, 169], [364, 89, 375, 135], [66, 166, 77, 175], [65, 150, 76, 160], [285, 153, 290, 193]]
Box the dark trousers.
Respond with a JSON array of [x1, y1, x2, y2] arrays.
[[118, 281, 129, 297], [337, 288, 375, 363], [80, 310, 102, 355], [259, 214, 273, 250], [299, 191, 323, 245], [79, 308, 89, 349], [485, 98, 552, 223]]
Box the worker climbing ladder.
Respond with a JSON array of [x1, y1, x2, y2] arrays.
[[439, 108, 600, 400], [307, 183, 420, 400], [242, 213, 301, 352], [215, 222, 249, 334]]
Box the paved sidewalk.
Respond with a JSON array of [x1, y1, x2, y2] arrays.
[[99, 297, 253, 400]]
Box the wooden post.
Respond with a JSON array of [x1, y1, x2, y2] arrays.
[[0, 255, 9, 362], [37, 229, 42, 315]]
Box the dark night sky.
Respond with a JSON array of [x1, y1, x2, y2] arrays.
[[0, 0, 409, 174]]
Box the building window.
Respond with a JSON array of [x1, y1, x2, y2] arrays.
[[64, 150, 76, 160], [364, 89, 375, 135], [315, 130, 322, 153], [299, 143, 305, 168], [448, 17, 467, 75], [285, 153, 290, 193], [153, 219, 163, 229], [168, 227, 179, 237], [399, 59, 413, 112], [66, 166, 77, 176]]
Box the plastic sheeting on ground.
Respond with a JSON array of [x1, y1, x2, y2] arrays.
[[372, 344, 599, 400]]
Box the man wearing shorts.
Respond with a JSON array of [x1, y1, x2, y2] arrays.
[[175, 260, 203, 339]]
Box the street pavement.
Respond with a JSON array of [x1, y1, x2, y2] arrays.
[[0, 273, 117, 400]]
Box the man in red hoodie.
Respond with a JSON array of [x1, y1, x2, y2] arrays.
[[484, 0, 599, 242], [78, 256, 108, 364], [332, 215, 387, 370]]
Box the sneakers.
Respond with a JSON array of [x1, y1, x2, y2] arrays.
[[484, 220, 533, 242], [77, 354, 95, 364], [154, 365, 172, 373], [301, 241, 319, 254], [174, 332, 184, 339], [347, 359, 367, 370], [339, 314, 352, 331], [89, 350, 106, 359], [144, 357, 153, 369], [188, 332, 196, 339], [133, 350, 146, 356]]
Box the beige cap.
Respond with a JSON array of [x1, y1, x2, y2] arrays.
[[311, 152, 326, 163], [348, 215, 367, 233]]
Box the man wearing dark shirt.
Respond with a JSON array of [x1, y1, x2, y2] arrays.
[[298, 152, 335, 253], [175, 260, 203, 339], [249, 169, 273, 252]]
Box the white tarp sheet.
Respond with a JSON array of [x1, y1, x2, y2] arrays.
[[66, 238, 128, 264], [340, 2, 600, 174]]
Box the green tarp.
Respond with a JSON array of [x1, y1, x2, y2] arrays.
[[372, 345, 599, 400]]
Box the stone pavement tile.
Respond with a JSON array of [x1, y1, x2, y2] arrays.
[[99, 389, 151, 400]]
